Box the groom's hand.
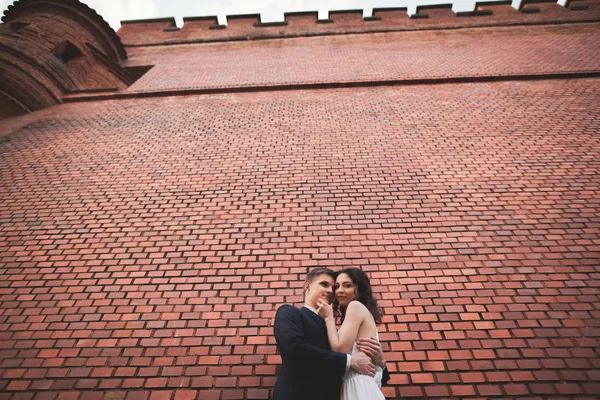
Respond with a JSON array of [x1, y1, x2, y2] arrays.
[[357, 337, 386, 368], [350, 351, 376, 377]]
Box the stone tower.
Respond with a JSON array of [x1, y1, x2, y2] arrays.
[[0, 0, 132, 118]]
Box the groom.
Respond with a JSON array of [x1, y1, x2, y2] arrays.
[[273, 267, 389, 400]]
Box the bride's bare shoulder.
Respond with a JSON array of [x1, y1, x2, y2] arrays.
[[346, 300, 368, 315]]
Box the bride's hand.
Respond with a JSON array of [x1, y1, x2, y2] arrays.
[[316, 298, 334, 320]]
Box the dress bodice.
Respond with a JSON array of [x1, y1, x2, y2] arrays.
[[343, 333, 383, 388]]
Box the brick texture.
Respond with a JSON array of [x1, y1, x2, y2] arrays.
[[117, 1, 600, 46], [121, 23, 600, 94], [1, 1, 600, 399], [1, 79, 599, 398]]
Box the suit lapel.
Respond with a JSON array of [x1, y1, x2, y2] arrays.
[[301, 307, 327, 333]]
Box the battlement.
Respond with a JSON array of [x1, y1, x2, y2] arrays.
[[117, 0, 600, 46]]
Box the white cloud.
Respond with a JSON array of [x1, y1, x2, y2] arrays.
[[0, 0, 157, 30], [0, 0, 13, 17], [146, 0, 482, 26], [81, 0, 157, 30], [149, 0, 517, 26]]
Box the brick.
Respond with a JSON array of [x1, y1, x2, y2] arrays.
[[145, 378, 168, 388], [485, 371, 510, 382], [122, 378, 145, 388], [424, 385, 450, 397], [504, 384, 529, 396], [555, 383, 583, 395], [56, 393, 80, 400], [461, 372, 485, 383], [191, 377, 212, 388], [477, 384, 503, 396], [399, 386, 423, 397], [125, 392, 149, 400], [530, 383, 556, 395], [194, 390, 220, 400], [7, 380, 31, 391], [173, 390, 196, 400], [411, 373, 434, 384], [29, 380, 53, 390], [148, 392, 172, 400], [451, 385, 476, 397], [221, 389, 244, 399], [246, 388, 269, 399]]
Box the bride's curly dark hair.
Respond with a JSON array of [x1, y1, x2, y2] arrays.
[[334, 268, 383, 324]]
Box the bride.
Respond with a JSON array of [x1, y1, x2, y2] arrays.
[[317, 268, 385, 400]]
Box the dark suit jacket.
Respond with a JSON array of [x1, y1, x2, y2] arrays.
[[273, 304, 390, 400]]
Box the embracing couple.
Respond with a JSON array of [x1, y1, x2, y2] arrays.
[[273, 267, 389, 400]]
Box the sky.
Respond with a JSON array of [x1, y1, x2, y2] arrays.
[[0, 0, 561, 30]]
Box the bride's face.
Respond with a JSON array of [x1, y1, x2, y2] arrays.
[[335, 273, 357, 307]]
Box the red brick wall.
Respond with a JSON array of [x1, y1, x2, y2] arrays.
[[117, 1, 600, 46], [1, 78, 599, 399], [1, 1, 600, 400], [121, 23, 600, 94]]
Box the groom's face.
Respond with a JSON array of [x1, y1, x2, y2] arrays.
[[305, 274, 335, 307]]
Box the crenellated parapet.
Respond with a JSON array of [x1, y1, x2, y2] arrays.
[[117, 0, 600, 47], [0, 0, 138, 119]]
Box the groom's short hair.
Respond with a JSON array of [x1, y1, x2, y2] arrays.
[[305, 267, 336, 284]]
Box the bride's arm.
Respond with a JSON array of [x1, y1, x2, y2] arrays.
[[318, 300, 364, 354]]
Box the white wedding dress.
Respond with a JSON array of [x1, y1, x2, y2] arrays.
[[341, 333, 385, 400]]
